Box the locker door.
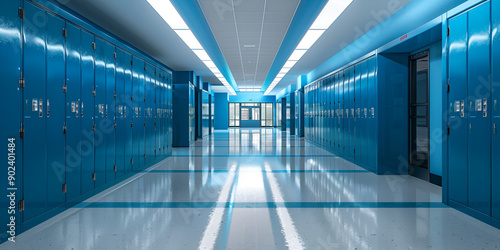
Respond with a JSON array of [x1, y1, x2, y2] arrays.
[[94, 38, 106, 187], [145, 65, 154, 163], [65, 22, 82, 201], [105, 43, 116, 183], [492, 0, 500, 219], [368, 57, 377, 170], [332, 76, 337, 151], [115, 49, 125, 178], [80, 31, 95, 193], [339, 73, 344, 154], [0, 0, 22, 228], [448, 13, 468, 205], [360, 61, 368, 165], [45, 13, 66, 209], [168, 75, 173, 154], [156, 70, 161, 157], [23, 3, 48, 221], [349, 67, 355, 158], [355, 64, 361, 161], [132, 58, 145, 169], [344, 69, 351, 157], [123, 52, 133, 172], [467, 4, 490, 215], [330, 76, 335, 150]]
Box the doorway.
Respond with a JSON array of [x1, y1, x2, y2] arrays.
[[408, 50, 430, 181]]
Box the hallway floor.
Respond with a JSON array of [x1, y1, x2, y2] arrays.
[[4, 128, 500, 249]]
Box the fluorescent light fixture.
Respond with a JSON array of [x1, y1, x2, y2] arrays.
[[203, 60, 216, 68], [289, 49, 307, 61], [310, 0, 353, 30], [147, 0, 188, 29], [148, 0, 237, 95], [296, 30, 325, 50], [174, 30, 203, 49], [284, 60, 297, 68], [193, 49, 210, 61], [279, 67, 291, 74], [277, 73, 285, 78]]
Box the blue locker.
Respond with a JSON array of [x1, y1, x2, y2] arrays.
[[330, 76, 335, 150], [94, 38, 106, 187], [23, 2, 48, 221], [360, 61, 368, 165], [155, 69, 161, 156], [0, 0, 22, 228], [46, 13, 66, 209], [105, 43, 116, 183], [467, 3, 491, 215], [168, 75, 173, 154], [448, 13, 468, 205], [132, 57, 145, 169], [157, 71, 164, 156], [344, 68, 351, 157], [323, 80, 327, 146], [493, 0, 500, 219], [368, 58, 377, 170], [123, 51, 133, 172], [349, 67, 355, 158], [65, 22, 83, 201], [145, 65, 155, 163], [115, 48, 126, 177], [354, 63, 361, 161], [80, 31, 95, 193], [332, 75, 337, 151], [338, 73, 344, 153]]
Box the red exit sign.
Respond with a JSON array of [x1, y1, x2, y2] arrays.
[[400, 34, 408, 41]]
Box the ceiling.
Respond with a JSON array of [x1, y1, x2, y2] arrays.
[[56, 0, 412, 95], [198, 0, 300, 89]]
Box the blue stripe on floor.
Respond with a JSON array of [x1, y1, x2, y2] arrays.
[[133, 170, 369, 173], [171, 155, 339, 158], [74, 202, 448, 209]]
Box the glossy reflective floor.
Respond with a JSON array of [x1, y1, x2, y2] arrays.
[[4, 128, 500, 249]]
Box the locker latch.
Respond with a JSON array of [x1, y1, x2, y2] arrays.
[[62, 184, 67, 193], [19, 200, 24, 212]]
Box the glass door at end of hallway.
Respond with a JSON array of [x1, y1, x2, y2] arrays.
[[229, 103, 273, 128]]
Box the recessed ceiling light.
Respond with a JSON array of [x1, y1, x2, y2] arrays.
[[243, 44, 256, 48]]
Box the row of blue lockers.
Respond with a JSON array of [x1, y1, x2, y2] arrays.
[[0, 0, 173, 237], [304, 57, 377, 171], [446, 1, 500, 224]]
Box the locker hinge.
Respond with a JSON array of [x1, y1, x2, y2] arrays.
[[131, 60, 133, 66], [63, 84, 67, 93], [18, 8, 24, 19], [131, 158, 134, 165], [19, 127, 24, 139], [19, 78, 25, 88], [447, 27, 450, 36], [62, 29, 67, 38], [447, 79, 450, 93], [92, 42, 96, 50], [92, 122, 96, 132], [114, 93, 117, 100], [19, 200, 24, 212], [447, 123, 450, 135], [114, 122, 117, 129], [63, 124, 67, 134], [143, 154, 146, 159], [62, 184, 67, 193], [114, 52, 117, 59], [144, 66, 146, 71], [494, 124, 497, 135], [131, 96, 133, 101], [114, 165, 117, 173], [144, 122, 146, 126], [131, 122, 133, 128], [92, 173, 96, 181]]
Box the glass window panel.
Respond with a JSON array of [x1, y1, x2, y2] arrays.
[[253, 108, 260, 120], [241, 108, 249, 120]]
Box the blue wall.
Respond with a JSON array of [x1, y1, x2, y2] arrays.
[[214, 93, 229, 130], [229, 92, 275, 103]]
